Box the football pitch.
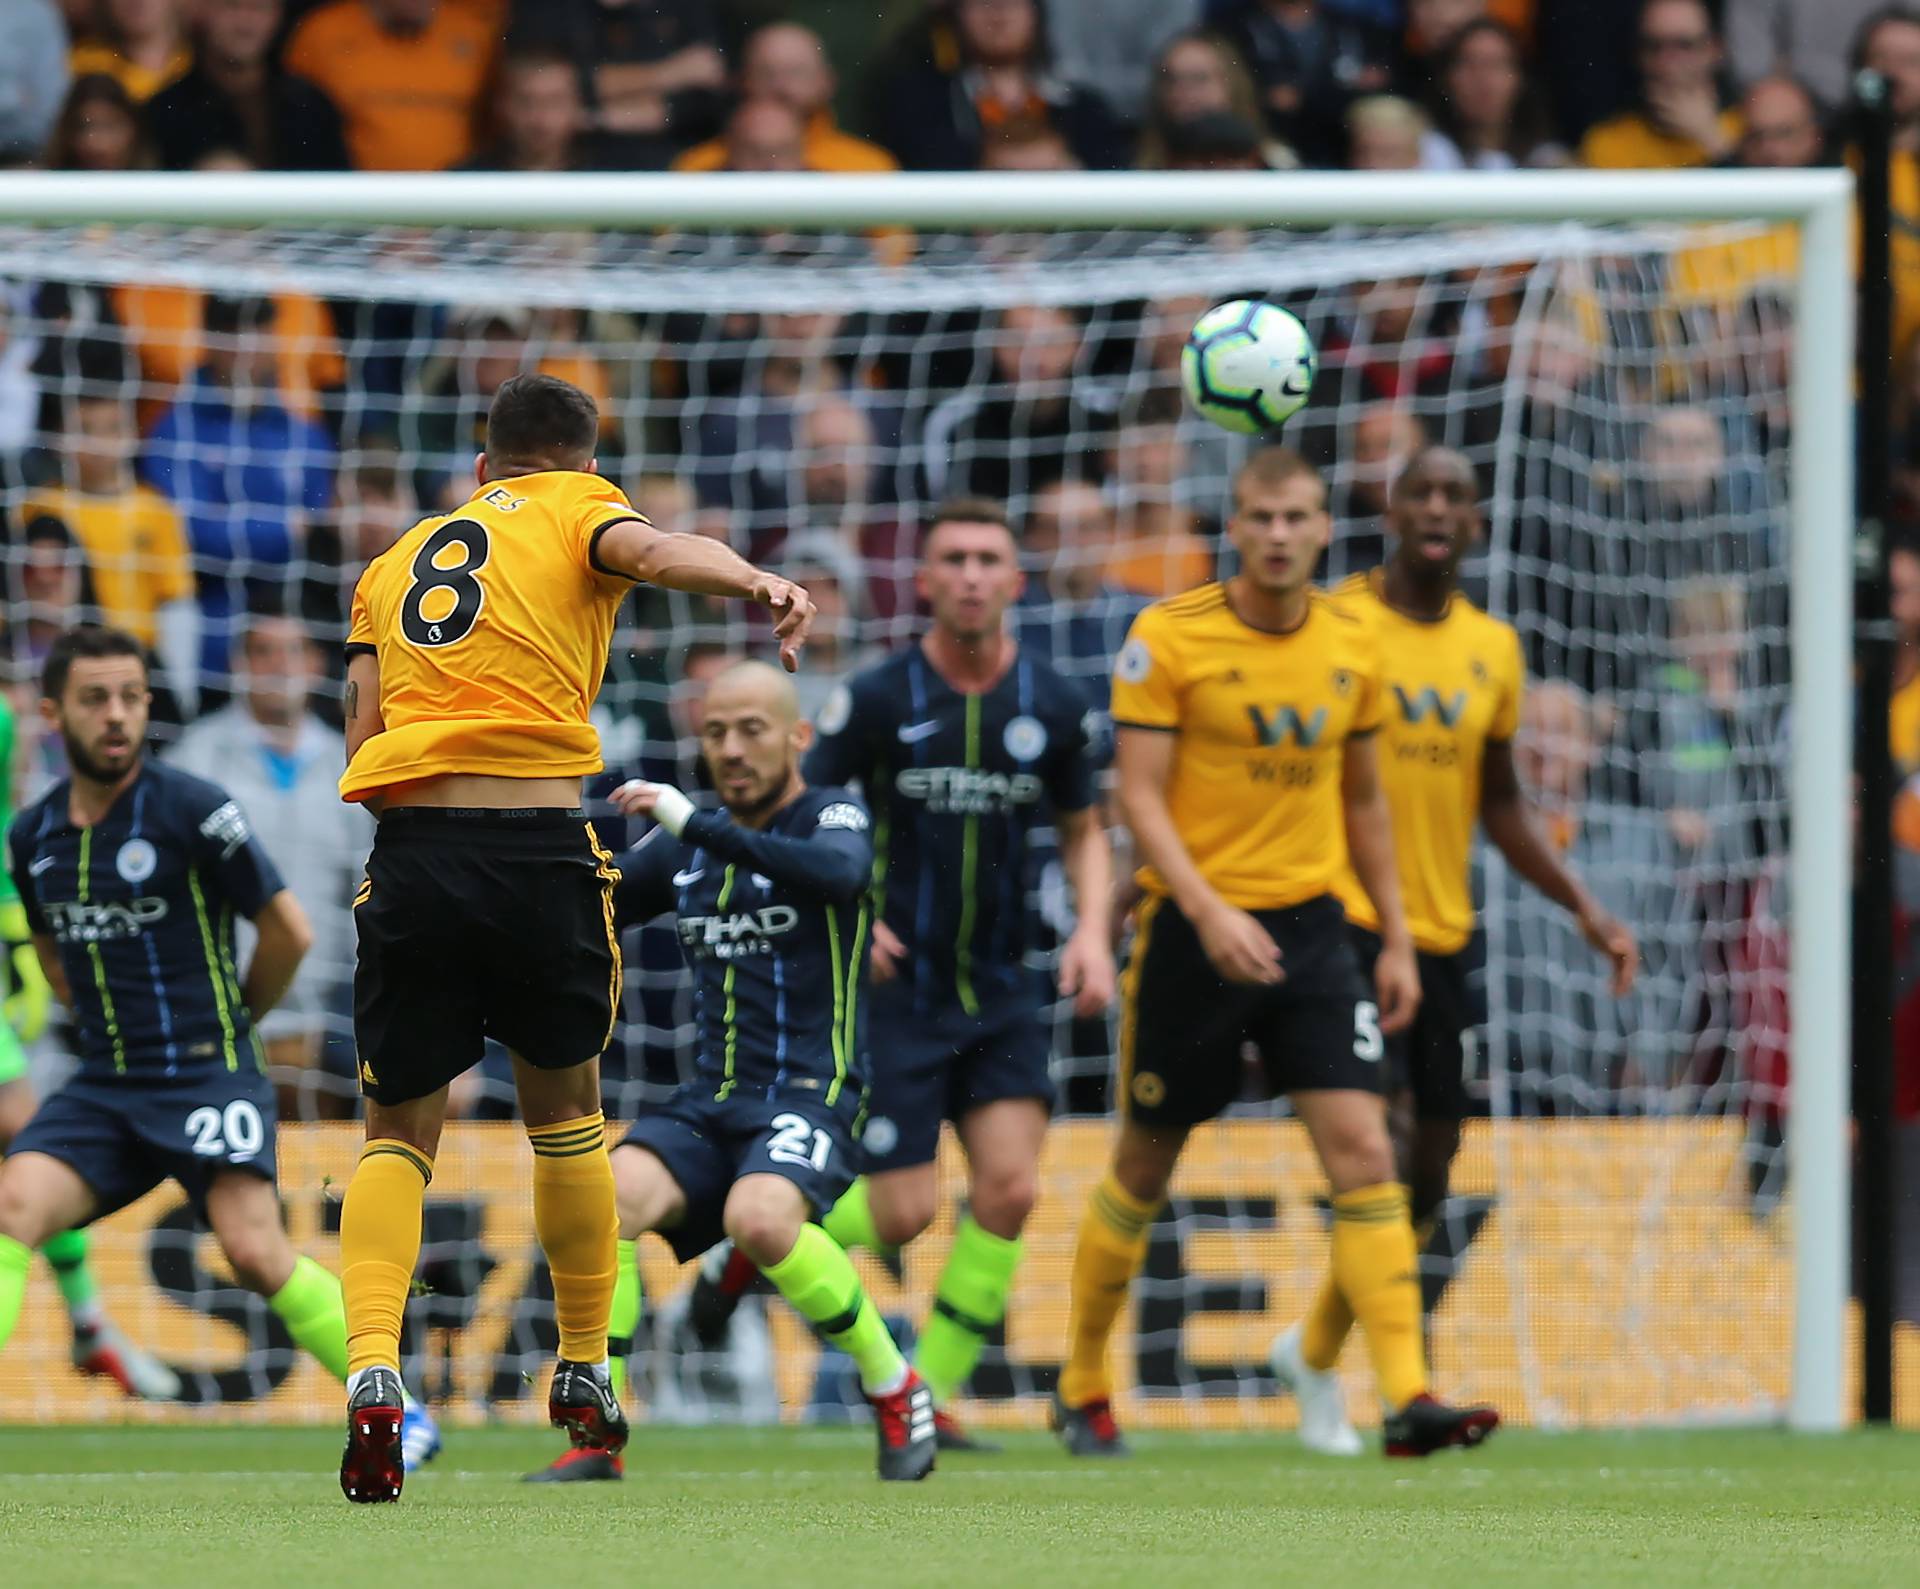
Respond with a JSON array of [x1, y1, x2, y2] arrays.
[[2, 1426, 1917, 1588]]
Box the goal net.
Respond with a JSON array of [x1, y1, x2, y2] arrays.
[[0, 200, 1851, 1428]]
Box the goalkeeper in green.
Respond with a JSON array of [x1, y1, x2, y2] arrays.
[[0, 692, 180, 1400]]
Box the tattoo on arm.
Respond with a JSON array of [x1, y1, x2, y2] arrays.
[[344, 679, 359, 722]]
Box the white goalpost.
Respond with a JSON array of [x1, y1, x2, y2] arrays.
[[0, 168, 1853, 1432]]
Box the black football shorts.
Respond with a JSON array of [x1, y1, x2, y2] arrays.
[[353, 807, 620, 1106], [1120, 893, 1387, 1126]]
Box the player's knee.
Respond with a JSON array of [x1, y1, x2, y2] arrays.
[[213, 1210, 293, 1295], [0, 1173, 58, 1248], [723, 1179, 805, 1267], [969, 1165, 1038, 1238], [869, 1183, 936, 1248], [1323, 1127, 1397, 1194]]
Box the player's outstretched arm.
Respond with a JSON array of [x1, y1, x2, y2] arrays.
[[1480, 738, 1638, 995], [611, 782, 872, 903], [1056, 805, 1117, 1015], [1115, 728, 1280, 987], [594, 520, 815, 671], [240, 889, 314, 1020], [1340, 733, 1420, 1033]]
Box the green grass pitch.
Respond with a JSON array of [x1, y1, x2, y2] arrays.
[[3, 1425, 1917, 1588]]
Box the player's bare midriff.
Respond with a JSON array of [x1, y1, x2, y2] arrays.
[[384, 773, 584, 810]]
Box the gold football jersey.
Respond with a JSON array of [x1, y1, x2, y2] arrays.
[[1327, 570, 1525, 953], [341, 471, 645, 803], [1110, 582, 1384, 911]]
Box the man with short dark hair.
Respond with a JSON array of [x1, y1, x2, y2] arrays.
[[1733, 75, 1823, 166], [0, 628, 435, 1456], [789, 501, 1115, 1450], [334, 372, 815, 1502]]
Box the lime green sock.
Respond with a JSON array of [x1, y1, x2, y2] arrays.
[[821, 1179, 880, 1254], [609, 1238, 640, 1400], [763, 1224, 906, 1395], [0, 1233, 28, 1352], [915, 1217, 1022, 1405], [40, 1228, 101, 1325], [268, 1256, 350, 1382]]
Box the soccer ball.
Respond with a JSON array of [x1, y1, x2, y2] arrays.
[[1180, 299, 1317, 435]]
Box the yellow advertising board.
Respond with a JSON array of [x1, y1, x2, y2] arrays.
[[3, 1118, 1915, 1428]]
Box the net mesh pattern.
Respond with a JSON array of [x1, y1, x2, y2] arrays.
[[0, 217, 1803, 1425]]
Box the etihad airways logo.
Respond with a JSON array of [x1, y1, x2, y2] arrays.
[[678, 905, 801, 960], [45, 897, 169, 944], [894, 767, 1044, 814]]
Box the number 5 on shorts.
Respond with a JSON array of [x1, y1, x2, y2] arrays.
[[767, 1111, 832, 1172], [1353, 1001, 1384, 1062]]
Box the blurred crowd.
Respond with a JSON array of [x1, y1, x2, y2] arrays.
[[0, 0, 1900, 183], [2, 0, 1917, 1149]]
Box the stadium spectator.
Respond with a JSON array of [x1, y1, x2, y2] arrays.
[[1213, 0, 1395, 168], [297, 441, 414, 674], [1346, 92, 1428, 168], [1853, 8, 1920, 362], [0, 287, 38, 464], [1503, 678, 1681, 1098], [780, 533, 881, 722], [171, 611, 371, 1119], [924, 302, 1117, 511], [1044, 0, 1200, 126], [284, 0, 497, 171], [403, 303, 529, 508], [507, 0, 725, 170], [703, 96, 808, 173], [1320, 274, 1461, 406], [462, 48, 592, 173], [1888, 531, 1920, 773], [141, 293, 337, 691], [980, 122, 1083, 168], [1104, 388, 1214, 597], [44, 72, 153, 169], [3, 514, 102, 683], [1330, 402, 1427, 576], [1423, 19, 1567, 168], [1137, 29, 1292, 168], [787, 397, 918, 646], [674, 23, 897, 174], [23, 391, 196, 683], [69, 0, 189, 104], [1397, 0, 1488, 105], [110, 282, 344, 429], [874, 0, 1128, 171], [148, 0, 350, 171], [1727, 0, 1884, 109], [0, 0, 71, 160], [1014, 477, 1148, 718], [1733, 73, 1825, 166], [1579, 0, 1741, 169]]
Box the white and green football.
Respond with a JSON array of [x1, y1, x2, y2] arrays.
[[1180, 299, 1318, 435]]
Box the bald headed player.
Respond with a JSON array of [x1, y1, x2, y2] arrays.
[[1272, 447, 1638, 1454], [336, 377, 814, 1502], [533, 662, 936, 1483]]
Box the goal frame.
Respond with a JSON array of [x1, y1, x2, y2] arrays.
[[0, 167, 1855, 1431]]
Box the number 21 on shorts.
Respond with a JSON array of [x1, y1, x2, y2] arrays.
[[767, 1111, 832, 1172]]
